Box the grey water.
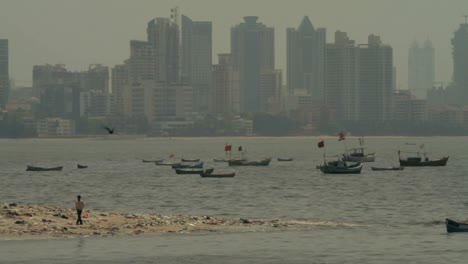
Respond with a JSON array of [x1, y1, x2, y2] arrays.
[[1, 137, 467, 263]]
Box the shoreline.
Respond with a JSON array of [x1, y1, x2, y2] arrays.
[[0, 204, 326, 240]]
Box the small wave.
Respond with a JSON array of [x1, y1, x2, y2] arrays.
[[283, 220, 365, 228]]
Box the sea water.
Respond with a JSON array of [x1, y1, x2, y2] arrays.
[[1, 137, 467, 263]]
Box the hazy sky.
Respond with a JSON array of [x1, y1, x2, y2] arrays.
[[1, 0, 467, 88]]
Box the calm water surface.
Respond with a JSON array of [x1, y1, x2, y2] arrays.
[[1, 137, 467, 263]]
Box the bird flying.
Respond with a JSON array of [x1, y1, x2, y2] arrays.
[[103, 126, 115, 134]]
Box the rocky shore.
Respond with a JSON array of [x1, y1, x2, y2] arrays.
[[0, 203, 306, 239]]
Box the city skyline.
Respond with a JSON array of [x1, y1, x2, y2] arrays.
[[1, 0, 467, 88]]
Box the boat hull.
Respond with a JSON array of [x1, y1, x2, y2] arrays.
[[446, 218, 468, 233], [371, 166, 404, 171], [26, 166, 63, 171], [200, 171, 236, 178], [399, 156, 449, 167], [171, 162, 203, 169], [174, 168, 205, 174], [277, 158, 293, 162], [319, 162, 363, 174], [228, 158, 271, 166]]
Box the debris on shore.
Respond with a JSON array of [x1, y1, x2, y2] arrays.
[[0, 203, 300, 239]]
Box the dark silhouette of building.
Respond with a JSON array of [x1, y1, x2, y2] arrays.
[[0, 39, 9, 108]]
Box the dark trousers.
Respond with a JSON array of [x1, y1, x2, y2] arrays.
[[76, 209, 83, 225]]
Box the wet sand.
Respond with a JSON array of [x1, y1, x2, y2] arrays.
[[0, 203, 307, 239]]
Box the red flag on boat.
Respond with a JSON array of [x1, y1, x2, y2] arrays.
[[317, 140, 324, 148], [169, 154, 174, 158], [338, 132, 346, 141], [224, 145, 232, 151]]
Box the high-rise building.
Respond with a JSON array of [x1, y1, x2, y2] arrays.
[[358, 35, 393, 122], [210, 54, 240, 114], [408, 40, 435, 99], [0, 39, 9, 108], [147, 18, 180, 83], [127, 40, 154, 81], [111, 64, 128, 115], [324, 31, 359, 121], [286, 16, 326, 99], [451, 20, 468, 104], [181, 15, 212, 112], [231, 16, 274, 113]]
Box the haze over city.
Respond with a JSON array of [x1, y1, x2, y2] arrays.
[[1, 0, 466, 87], [1, 0, 468, 137]]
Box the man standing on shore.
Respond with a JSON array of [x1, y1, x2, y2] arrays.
[[75, 195, 85, 225]]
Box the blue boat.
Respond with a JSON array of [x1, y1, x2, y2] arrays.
[[319, 160, 363, 174], [446, 218, 468, 233], [171, 162, 203, 169]]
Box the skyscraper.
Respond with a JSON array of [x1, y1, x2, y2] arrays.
[[358, 35, 393, 122], [210, 54, 240, 114], [451, 20, 468, 103], [286, 16, 326, 99], [181, 15, 212, 112], [231, 16, 274, 113], [0, 39, 9, 108], [147, 18, 180, 83], [324, 31, 359, 121], [408, 40, 435, 99]]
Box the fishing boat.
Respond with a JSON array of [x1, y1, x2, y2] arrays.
[[399, 156, 449, 167], [200, 169, 236, 178], [175, 168, 212, 175], [446, 218, 468, 233], [142, 159, 163, 163], [213, 158, 230, 162], [181, 158, 200, 162], [77, 164, 88, 169], [318, 160, 363, 174], [398, 144, 449, 167], [171, 162, 203, 169], [277, 158, 293, 162], [342, 147, 376, 162], [155, 160, 179, 166], [371, 166, 404, 171], [228, 158, 271, 166], [26, 166, 63, 172]]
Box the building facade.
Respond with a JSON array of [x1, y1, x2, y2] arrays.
[[181, 15, 212, 112], [451, 21, 468, 104], [0, 39, 9, 108], [324, 31, 359, 121], [231, 16, 274, 113], [210, 54, 240, 114], [286, 16, 325, 99], [408, 40, 435, 99]]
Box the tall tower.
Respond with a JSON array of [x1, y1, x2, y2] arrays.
[[286, 16, 326, 100], [324, 31, 359, 121], [181, 15, 212, 112], [358, 35, 393, 122], [231, 16, 274, 113], [408, 39, 435, 99], [0, 39, 9, 108], [147, 17, 180, 83], [451, 17, 468, 103]]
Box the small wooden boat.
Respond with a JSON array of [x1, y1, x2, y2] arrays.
[[77, 164, 88, 169], [26, 166, 63, 172], [213, 158, 229, 162], [371, 166, 404, 171], [142, 159, 163, 163], [175, 168, 205, 174], [155, 160, 179, 166], [446, 218, 468, 233], [319, 160, 363, 174], [181, 158, 200, 162], [228, 158, 271, 166], [277, 158, 293, 162], [171, 162, 203, 169], [200, 169, 235, 178]]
